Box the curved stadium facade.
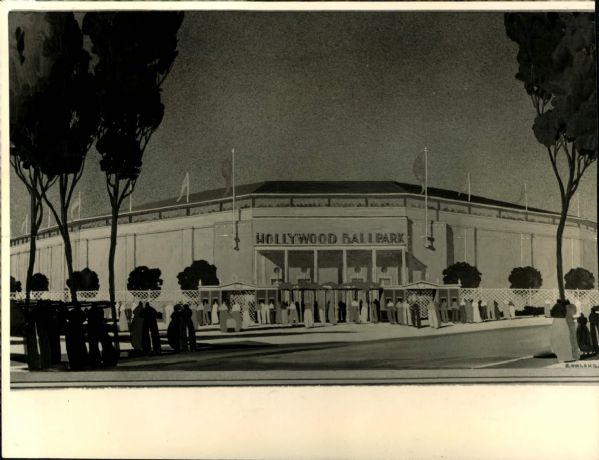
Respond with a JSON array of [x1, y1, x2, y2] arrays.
[[10, 181, 598, 293]]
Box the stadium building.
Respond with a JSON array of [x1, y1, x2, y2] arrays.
[[10, 181, 598, 293]]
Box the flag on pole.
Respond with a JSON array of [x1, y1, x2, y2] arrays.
[[175, 172, 190, 203], [515, 183, 528, 212], [412, 149, 426, 194], [221, 156, 233, 197], [70, 191, 81, 221], [21, 213, 28, 235]]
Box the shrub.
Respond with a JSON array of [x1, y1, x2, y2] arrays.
[[509, 266, 543, 289], [127, 266, 163, 292], [10, 276, 22, 293], [30, 273, 49, 291], [67, 268, 100, 292], [564, 267, 595, 290], [177, 260, 220, 290], [442, 262, 482, 288]]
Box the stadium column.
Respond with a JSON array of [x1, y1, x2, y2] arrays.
[[371, 249, 376, 283], [401, 247, 409, 286], [284, 249, 289, 283]]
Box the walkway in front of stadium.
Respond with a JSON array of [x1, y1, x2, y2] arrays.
[[10, 316, 599, 387]]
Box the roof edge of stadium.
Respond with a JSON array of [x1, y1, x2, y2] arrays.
[[132, 180, 555, 215]]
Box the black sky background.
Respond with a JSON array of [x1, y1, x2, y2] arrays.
[[10, 11, 597, 234]]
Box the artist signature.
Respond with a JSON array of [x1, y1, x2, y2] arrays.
[[565, 363, 599, 368]]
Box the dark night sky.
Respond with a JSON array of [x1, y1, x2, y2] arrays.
[[10, 11, 597, 234]]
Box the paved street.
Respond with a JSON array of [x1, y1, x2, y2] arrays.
[[12, 316, 599, 386]]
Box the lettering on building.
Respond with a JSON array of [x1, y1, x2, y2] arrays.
[[255, 232, 404, 246]]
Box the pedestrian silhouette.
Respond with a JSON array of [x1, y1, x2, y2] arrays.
[[65, 305, 89, 370], [182, 304, 196, 351], [141, 302, 162, 355], [167, 304, 185, 352], [589, 306, 599, 353], [576, 313, 594, 355], [87, 305, 118, 368]]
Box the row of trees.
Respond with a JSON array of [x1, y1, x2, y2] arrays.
[[12, 261, 595, 293], [10, 12, 184, 310], [442, 261, 595, 290], [10, 259, 220, 294]]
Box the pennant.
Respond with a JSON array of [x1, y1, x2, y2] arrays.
[[70, 192, 81, 221], [412, 150, 425, 194], [221, 157, 232, 197], [175, 172, 190, 203]]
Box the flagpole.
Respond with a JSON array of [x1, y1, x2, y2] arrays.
[[232, 148, 238, 250], [78, 191, 81, 220], [186, 172, 190, 203], [424, 146, 428, 241], [467, 172, 471, 202], [129, 186, 132, 213], [577, 193, 580, 217], [524, 183, 528, 213]]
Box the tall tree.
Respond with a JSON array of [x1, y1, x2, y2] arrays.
[[10, 15, 59, 303], [82, 12, 184, 307], [33, 13, 99, 302], [505, 13, 597, 300]]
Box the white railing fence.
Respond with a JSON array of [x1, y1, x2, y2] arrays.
[[10, 288, 599, 320]]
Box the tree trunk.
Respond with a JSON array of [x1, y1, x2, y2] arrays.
[[108, 190, 121, 353], [555, 197, 570, 301], [60, 191, 78, 303], [25, 193, 38, 306]]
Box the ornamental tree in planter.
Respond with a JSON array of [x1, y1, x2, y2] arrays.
[[127, 266, 163, 300], [508, 266, 543, 289], [564, 267, 595, 290], [442, 262, 482, 288], [30, 272, 49, 291], [67, 267, 100, 298], [10, 276, 22, 293], [177, 260, 220, 291]]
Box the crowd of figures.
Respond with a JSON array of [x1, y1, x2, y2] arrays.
[[19, 300, 118, 371], [550, 300, 599, 362]]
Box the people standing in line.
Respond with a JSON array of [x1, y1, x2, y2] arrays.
[[130, 302, 144, 351], [304, 301, 314, 328], [459, 299, 467, 323], [280, 301, 289, 326], [327, 300, 337, 325], [402, 298, 411, 326], [450, 298, 460, 323], [386, 299, 396, 324], [211, 299, 219, 325], [588, 306, 599, 353], [464, 299, 474, 323], [479, 300, 487, 321], [489, 300, 499, 320], [241, 301, 252, 329], [359, 299, 368, 324], [427, 298, 441, 329], [65, 305, 89, 370], [289, 301, 299, 325], [201, 299, 210, 327], [350, 298, 360, 324], [338, 300, 347, 323], [440, 299, 449, 323], [318, 301, 326, 324], [218, 300, 229, 325], [372, 299, 380, 324], [261, 300, 270, 325], [167, 304, 184, 353], [576, 313, 594, 356], [409, 302, 421, 329], [141, 302, 161, 355], [508, 301, 516, 320], [257, 300, 265, 325], [182, 304, 196, 352], [87, 305, 118, 367], [270, 300, 277, 324]]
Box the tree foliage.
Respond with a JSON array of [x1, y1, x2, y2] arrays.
[[127, 266, 163, 292], [11, 276, 23, 293], [442, 262, 482, 288], [564, 267, 595, 290], [67, 267, 100, 292], [30, 273, 49, 291], [177, 260, 220, 290], [81, 12, 184, 306], [505, 13, 597, 300], [508, 266, 543, 289]]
